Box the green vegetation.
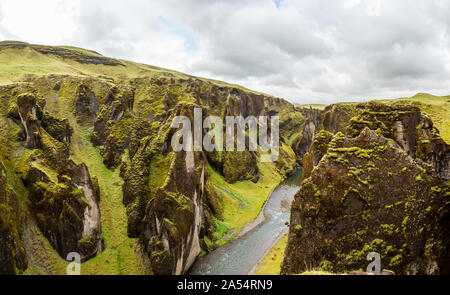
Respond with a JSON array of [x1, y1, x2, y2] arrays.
[[68, 118, 149, 274], [1, 41, 449, 276], [207, 161, 283, 245], [255, 234, 288, 275], [21, 88, 149, 274], [296, 104, 328, 111], [0, 41, 265, 96], [380, 93, 450, 143]]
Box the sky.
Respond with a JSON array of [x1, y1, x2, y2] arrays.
[[0, 0, 449, 105]]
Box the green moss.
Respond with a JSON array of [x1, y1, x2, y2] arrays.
[[380, 224, 395, 235], [389, 254, 403, 268], [148, 153, 173, 193], [67, 121, 148, 274], [431, 186, 442, 193], [402, 216, 409, 228], [254, 234, 289, 275], [318, 260, 334, 272], [207, 160, 283, 245]]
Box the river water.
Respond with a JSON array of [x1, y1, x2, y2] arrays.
[[188, 170, 302, 275]]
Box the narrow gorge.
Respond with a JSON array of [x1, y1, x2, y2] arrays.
[[0, 41, 449, 275]]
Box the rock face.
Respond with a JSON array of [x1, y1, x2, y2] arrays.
[[41, 111, 73, 145], [347, 103, 450, 181], [294, 108, 322, 159], [301, 130, 334, 182], [0, 41, 124, 66], [416, 114, 450, 181], [74, 83, 98, 123], [0, 161, 28, 274], [140, 143, 205, 274], [322, 104, 356, 134], [91, 85, 135, 169], [122, 103, 211, 274], [7, 90, 104, 262], [117, 80, 301, 273], [17, 93, 43, 149], [282, 103, 450, 274]]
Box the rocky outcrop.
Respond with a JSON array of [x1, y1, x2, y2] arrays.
[[0, 41, 124, 66], [223, 151, 259, 183], [122, 102, 213, 274], [294, 107, 322, 159], [0, 161, 28, 274], [347, 102, 450, 180], [414, 114, 450, 180], [74, 83, 98, 123], [17, 93, 43, 149], [91, 85, 135, 169], [301, 130, 334, 181], [282, 126, 450, 274], [41, 111, 73, 146], [206, 141, 259, 184], [8, 90, 103, 262], [141, 146, 206, 274], [224, 88, 265, 118], [322, 104, 356, 134]]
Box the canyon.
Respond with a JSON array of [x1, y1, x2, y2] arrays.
[[0, 41, 449, 275]]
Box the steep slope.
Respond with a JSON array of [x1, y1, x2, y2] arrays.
[[282, 103, 450, 275], [0, 42, 304, 274], [0, 86, 104, 264], [0, 159, 27, 274], [1, 41, 449, 275]]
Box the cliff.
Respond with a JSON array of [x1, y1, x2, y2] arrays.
[[282, 102, 450, 274]]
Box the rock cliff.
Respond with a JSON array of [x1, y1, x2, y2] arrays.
[[282, 102, 450, 275]]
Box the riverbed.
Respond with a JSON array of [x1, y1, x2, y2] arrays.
[[188, 170, 301, 275]]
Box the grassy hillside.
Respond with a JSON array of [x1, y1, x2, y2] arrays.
[[382, 93, 450, 143], [0, 41, 265, 95]]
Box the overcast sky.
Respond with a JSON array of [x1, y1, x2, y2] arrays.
[[0, 0, 449, 104]]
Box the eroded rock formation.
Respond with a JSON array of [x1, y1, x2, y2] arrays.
[[282, 102, 450, 275], [0, 161, 28, 274], [6, 89, 104, 262]]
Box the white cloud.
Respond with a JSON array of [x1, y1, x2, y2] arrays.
[[0, 0, 449, 104], [0, 0, 78, 44]]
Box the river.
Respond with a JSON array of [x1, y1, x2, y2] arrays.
[[188, 170, 302, 275]]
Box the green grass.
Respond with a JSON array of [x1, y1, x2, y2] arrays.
[[299, 271, 336, 275], [32, 89, 150, 274], [207, 160, 283, 245], [69, 122, 149, 275], [296, 104, 328, 110], [380, 93, 450, 143], [0, 42, 268, 97], [255, 234, 288, 275]]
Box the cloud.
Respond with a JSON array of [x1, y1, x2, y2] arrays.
[[0, 3, 16, 39], [0, 0, 449, 104]]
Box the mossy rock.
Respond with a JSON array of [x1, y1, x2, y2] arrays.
[[282, 128, 450, 275]]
